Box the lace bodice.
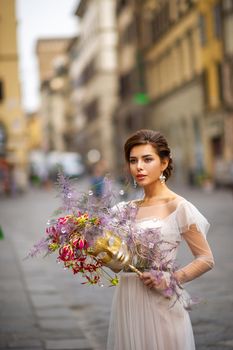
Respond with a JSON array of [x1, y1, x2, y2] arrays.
[[112, 197, 214, 281]]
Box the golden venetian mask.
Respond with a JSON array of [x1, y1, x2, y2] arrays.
[[91, 230, 141, 275]]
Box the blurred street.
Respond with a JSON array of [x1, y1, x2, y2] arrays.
[[0, 179, 233, 350], [1, 1, 233, 349]]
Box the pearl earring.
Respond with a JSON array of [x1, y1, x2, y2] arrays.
[[159, 172, 166, 184]]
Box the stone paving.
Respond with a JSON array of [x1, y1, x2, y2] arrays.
[[0, 180, 233, 350]]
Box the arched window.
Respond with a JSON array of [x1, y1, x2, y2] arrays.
[[0, 121, 7, 156]]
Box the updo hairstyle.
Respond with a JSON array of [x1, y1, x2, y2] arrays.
[[124, 129, 173, 181]]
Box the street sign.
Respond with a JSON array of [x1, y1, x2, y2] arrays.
[[133, 92, 150, 105]]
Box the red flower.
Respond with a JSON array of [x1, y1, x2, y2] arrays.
[[75, 254, 86, 263], [72, 236, 88, 250], [58, 245, 74, 261]]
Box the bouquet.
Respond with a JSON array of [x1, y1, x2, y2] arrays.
[[27, 172, 138, 286]]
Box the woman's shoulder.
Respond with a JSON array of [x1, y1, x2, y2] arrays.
[[173, 195, 210, 235], [174, 195, 201, 211]]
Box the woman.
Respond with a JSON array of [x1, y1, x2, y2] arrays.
[[107, 129, 214, 350]]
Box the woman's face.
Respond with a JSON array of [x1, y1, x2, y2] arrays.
[[129, 144, 168, 187]]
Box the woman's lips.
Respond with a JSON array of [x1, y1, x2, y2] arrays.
[[136, 175, 146, 180]]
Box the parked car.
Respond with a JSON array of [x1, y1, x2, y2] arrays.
[[47, 152, 85, 179], [29, 151, 48, 184], [214, 159, 233, 187]]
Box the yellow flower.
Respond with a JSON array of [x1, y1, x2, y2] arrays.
[[48, 242, 60, 251], [110, 276, 119, 286]]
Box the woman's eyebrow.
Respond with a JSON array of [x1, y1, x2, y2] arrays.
[[129, 154, 153, 159], [142, 154, 153, 157]]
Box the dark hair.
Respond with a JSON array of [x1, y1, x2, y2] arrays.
[[124, 129, 173, 181]]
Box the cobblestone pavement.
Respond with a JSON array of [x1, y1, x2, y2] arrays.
[[0, 179, 232, 350]]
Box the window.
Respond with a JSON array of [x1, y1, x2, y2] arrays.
[[187, 0, 196, 8], [223, 60, 233, 105], [141, 15, 153, 48], [119, 69, 139, 99], [125, 113, 134, 131], [199, 15, 207, 46], [0, 122, 7, 156], [84, 99, 98, 122], [117, 0, 128, 16], [187, 30, 194, 77], [120, 22, 136, 46], [216, 62, 223, 102], [202, 69, 209, 106], [151, 2, 170, 44], [119, 73, 131, 98], [213, 4, 222, 38], [211, 136, 223, 157], [0, 80, 4, 102], [230, 62, 233, 100], [74, 60, 95, 88], [223, 0, 233, 11]]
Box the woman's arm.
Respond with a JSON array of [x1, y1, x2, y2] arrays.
[[140, 224, 214, 291], [174, 224, 214, 284]]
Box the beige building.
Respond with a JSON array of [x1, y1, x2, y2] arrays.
[[37, 38, 70, 82], [0, 0, 28, 192], [72, 0, 118, 170], [27, 111, 42, 150], [113, 0, 231, 185], [139, 0, 225, 185], [37, 38, 71, 152]]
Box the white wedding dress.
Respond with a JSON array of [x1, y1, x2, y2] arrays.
[[107, 196, 214, 350]]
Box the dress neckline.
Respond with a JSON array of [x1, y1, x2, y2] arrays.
[[134, 195, 182, 208], [135, 210, 176, 223], [134, 197, 185, 222]]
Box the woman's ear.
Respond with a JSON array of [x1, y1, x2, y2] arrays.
[[161, 158, 169, 172]]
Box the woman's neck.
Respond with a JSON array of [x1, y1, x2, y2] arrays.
[[142, 182, 174, 203]]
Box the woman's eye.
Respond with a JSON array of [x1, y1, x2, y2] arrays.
[[145, 158, 153, 162], [129, 159, 137, 164]]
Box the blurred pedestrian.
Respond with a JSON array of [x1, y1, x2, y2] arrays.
[[107, 129, 214, 350], [90, 160, 107, 198], [0, 158, 10, 195]]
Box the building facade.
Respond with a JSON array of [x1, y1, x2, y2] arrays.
[[0, 0, 28, 193], [37, 38, 71, 152], [113, 0, 150, 173], [139, 0, 229, 185], [72, 0, 118, 171]]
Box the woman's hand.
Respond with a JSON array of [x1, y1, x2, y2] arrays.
[[140, 271, 169, 291]]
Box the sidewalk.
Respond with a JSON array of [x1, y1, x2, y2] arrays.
[[0, 193, 94, 350]]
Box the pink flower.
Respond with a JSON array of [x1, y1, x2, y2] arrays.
[[58, 216, 70, 225], [72, 238, 79, 248], [78, 238, 85, 249]]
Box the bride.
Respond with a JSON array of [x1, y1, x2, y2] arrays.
[[106, 129, 214, 350]]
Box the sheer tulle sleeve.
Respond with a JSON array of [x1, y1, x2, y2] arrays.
[[174, 201, 214, 284], [176, 200, 210, 237]]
